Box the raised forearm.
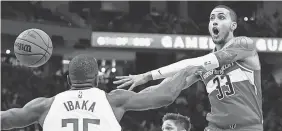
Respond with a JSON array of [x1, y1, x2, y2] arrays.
[[136, 78, 182, 110], [164, 75, 199, 102], [150, 53, 219, 80], [125, 67, 200, 111], [147, 68, 200, 105], [124, 79, 176, 111]]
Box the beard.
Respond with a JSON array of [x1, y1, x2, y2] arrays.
[[212, 31, 230, 45]]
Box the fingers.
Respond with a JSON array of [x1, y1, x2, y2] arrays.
[[113, 78, 131, 84], [117, 80, 133, 89], [128, 83, 137, 91], [116, 76, 130, 79]]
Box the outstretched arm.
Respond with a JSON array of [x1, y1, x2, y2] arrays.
[[150, 36, 255, 80], [114, 37, 255, 89], [1, 97, 52, 130], [111, 66, 201, 111]]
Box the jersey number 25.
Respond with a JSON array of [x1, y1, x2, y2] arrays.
[[213, 75, 235, 100], [62, 118, 100, 131]]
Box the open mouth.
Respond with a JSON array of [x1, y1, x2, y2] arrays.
[[212, 27, 219, 35]]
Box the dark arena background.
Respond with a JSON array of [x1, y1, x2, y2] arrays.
[[1, 1, 282, 131]]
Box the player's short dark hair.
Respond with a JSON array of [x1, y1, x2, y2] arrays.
[[162, 113, 191, 131], [68, 54, 99, 84], [214, 5, 237, 22]]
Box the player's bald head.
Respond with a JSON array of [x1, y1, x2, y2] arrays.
[[68, 54, 99, 84]]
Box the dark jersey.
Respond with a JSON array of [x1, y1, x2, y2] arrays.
[[201, 61, 263, 128]]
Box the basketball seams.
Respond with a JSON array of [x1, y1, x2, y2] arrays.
[[31, 29, 49, 48], [31, 35, 50, 66], [44, 37, 50, 62], [44, 54, 47, 61], [45, 37, 51, 61], [16, 38, 51, 55], [30, 50, 48, 66], [47, 35, 52, 54]]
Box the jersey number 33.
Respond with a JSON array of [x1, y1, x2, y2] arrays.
[[213, 75, 235, 100]]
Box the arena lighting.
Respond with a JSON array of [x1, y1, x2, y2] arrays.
[[101, 67, 106, 72], [244, 17, 248, 21], [250, 17, 255, 21], [111, 67, 116, 73], [62, 60, 70, 64], [112, 59, 116, 67], [91, 32, 282, 52], [111, 60, 116, 73], [101, 60, 106, 66], [6, 49, 11, 54]]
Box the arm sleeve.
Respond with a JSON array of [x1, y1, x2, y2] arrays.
[[151, 36, 255, 80], [151, 53, 219, 80]]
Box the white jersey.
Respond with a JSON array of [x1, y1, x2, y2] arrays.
[[43, 88, 121, 131]]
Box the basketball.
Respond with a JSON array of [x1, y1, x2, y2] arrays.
[[14, 28, 53, 67]]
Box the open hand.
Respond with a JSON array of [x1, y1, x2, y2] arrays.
[[113, 73, 152, 90]]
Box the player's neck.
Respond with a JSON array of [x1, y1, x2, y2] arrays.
[[70, 83, 94, 90], [70, 86, 93, 90], [215, 33, 234, 51]]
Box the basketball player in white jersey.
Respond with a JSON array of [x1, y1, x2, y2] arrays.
[[115, 5, 263, 131], [1, 54, 201, 131]]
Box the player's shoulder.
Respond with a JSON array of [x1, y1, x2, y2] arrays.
[[232, 36, 255, 50], [33, 97, 55, 126], [23, 97, 54, 120], [27, 97, 54, 110]]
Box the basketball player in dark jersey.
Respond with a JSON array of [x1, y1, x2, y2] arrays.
[[114, 5, 263, 131], [1, 54, 200, 131]]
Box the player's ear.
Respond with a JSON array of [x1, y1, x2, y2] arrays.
[[93, 76, 99, 87], [96, 77, 99, 86], [230, 22, 237, 31], [67, 75, 72, 86]]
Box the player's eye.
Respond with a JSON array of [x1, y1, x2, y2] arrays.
[[210, 16, 215, 20], [218, 15, 226, 20], [165, 127, 173, 130]]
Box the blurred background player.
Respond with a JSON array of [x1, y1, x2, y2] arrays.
[[1, 54, 200, 131], [115, 5, 263, 131], [162, 113, 192, 131]]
